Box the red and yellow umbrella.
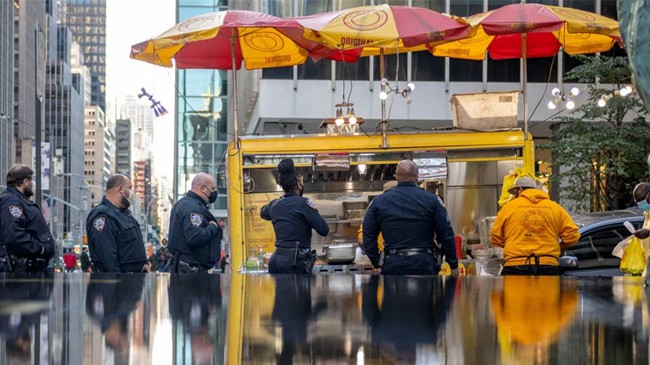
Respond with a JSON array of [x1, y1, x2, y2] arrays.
[[287, 4, 470, 57], [432, 4, 621, 61], [130, 10, 353, 70], [430, 4, 621, 138]]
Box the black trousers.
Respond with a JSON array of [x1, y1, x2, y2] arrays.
[[382, 254, 438, 275]]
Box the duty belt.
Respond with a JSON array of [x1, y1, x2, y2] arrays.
[[274, 246, 309, 256], [385, 247, 433, 256]]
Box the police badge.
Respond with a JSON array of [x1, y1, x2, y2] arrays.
[[8, 206, 22, 218], [93, 217, 105, 231], [190, 213, 203, 227]]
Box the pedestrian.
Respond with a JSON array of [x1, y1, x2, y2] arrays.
[[0, 164, 55, 273], [85, 174, 150, 273], [490, 176, 580, 276], [63, 248, 77, 272], [363, 160, 458, 275], [260, 158, 329, 274], [80, 246, 92, 272], [628, 182, 650, 276], [167, 172, 222, 273]]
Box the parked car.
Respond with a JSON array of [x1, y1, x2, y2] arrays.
[[561, 208, 644, 277]]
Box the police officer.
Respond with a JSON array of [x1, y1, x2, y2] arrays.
[[167, 172, 222, 273], [0, 164, 54, 273], [260, 158, 329, 274], [362, 160, 458, 275], [86, 174, 149, 273]]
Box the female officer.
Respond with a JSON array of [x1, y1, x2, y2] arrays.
[[260, 158, 329, 273]]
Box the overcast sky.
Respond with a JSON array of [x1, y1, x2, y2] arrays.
[[106, 0, 176, 179]]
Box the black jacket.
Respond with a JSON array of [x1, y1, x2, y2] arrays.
[[86, 197, 147, 273], [168, 191, 222, 270], [260, 192, 329, 249], [0, 186, 54, 265], [362, 182, 457, 269]]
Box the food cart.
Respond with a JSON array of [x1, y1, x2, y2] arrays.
[[227, 125, 535, 273]]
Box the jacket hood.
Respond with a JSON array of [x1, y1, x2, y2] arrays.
[[518, 188, 549, 204]]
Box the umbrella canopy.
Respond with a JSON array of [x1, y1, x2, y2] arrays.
[[130, 10, 352, 70], [287, 4, 470, 57], [431, 4, 621, 61]]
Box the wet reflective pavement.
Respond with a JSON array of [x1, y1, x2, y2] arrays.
[[0, 274, 648, 364]]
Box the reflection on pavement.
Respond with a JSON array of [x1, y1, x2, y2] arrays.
[[0, 274, 646, 364]]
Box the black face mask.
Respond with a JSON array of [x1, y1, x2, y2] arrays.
[[24, 185, 34, 198], [121, 191, 131, 209], [208, 190, 218, 204]]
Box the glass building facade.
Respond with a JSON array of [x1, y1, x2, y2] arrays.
[[175, 0, 229, 211]]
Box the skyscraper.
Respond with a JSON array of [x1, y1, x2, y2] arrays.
[[0, 1, 15, 177], [61, 0, 107, 111]]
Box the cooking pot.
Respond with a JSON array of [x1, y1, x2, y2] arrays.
[[323, 243, 356, 264]]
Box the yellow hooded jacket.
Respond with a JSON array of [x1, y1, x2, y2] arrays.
[[490, 188, 580, 266]]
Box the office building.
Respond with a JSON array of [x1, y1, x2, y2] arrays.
[[13, 0, 46, 166], [0, 1, 15, 177], [61, 0, 107, 111], [44, 25, 85, 238]]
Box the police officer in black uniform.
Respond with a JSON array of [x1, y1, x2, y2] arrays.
[[0, 164, 54, 273], [86, 174, 150, 273], [168, 274, 223, 363], [168, 172, 222, 273], [363, 160, 458, 275], [261, 158, 329, 274]]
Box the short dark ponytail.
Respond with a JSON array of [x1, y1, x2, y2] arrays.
[[277, 158, 299, 192]]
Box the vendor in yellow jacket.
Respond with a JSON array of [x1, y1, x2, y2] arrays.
[[490, 177, 580, 276]]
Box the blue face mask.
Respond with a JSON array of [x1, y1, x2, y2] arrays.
[[637, 200, 650, 212]]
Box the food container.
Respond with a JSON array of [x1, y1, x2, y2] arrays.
[[479, 216, 497, 245], [323, 243, 357, 264], [472, 247, 493, 260]]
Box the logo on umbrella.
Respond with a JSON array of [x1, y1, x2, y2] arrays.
[[243, 32, 286, 52], [177, 13, 224, 32], [342, 10, 389, 31]]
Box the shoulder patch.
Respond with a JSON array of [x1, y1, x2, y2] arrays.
[[93, 217, 106, 231], [190, 213, 203, 227], [9, 205, 23, 219], [306, 199, 318, 210]]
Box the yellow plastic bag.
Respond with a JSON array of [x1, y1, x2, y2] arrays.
[[498, 166, 537, 207], [620, 236, 647, 276]]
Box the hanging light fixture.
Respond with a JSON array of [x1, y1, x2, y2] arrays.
[[597, 85, 635, 107], [547, 86, 580, 110], [379, 78, 416, 105], [321, 81, 364, 135]]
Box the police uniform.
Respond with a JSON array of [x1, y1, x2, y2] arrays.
[[362, 182, 457, 275], [86, 197, 148, 273], [260, 192, 329, 274], [0, 186, 55, 273], [167, 191, 222, 273]]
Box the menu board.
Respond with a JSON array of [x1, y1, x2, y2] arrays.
[[244, 193, 280, 254]]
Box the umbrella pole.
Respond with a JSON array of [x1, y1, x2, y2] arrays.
[[522, 33, 529, 141], [380, 48, 389, 148], [231, 37, 240, 149]]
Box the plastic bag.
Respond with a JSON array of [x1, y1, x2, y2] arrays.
[[612, 235, 633, 259], [620, 236, 647, 275], [498, 166, 537, 207]]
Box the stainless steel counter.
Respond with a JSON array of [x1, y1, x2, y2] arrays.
[[0, 273, 647, 364]]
